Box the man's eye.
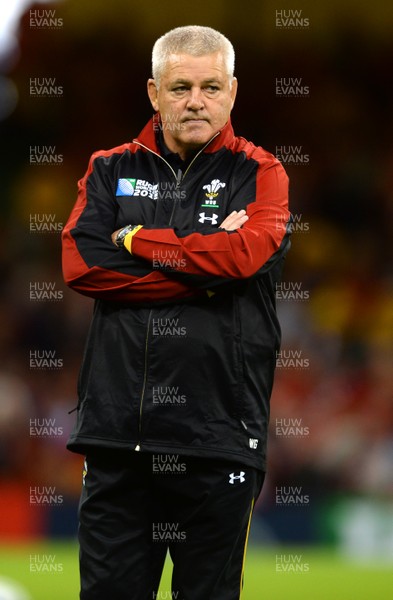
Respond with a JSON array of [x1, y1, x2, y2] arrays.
[[173, 86, 187, 93], [205, 86, 219, 92]]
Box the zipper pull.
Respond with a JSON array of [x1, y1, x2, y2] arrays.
[[135, 444, 141, 451], [176, 168, 182, 189]]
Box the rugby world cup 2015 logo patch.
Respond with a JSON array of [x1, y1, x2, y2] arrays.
[[116, 178, 136, 196], [116, 178, 159, 200]]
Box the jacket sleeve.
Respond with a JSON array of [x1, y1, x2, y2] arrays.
[[129, 158, 291, 287], [61, 152, 202, 303]]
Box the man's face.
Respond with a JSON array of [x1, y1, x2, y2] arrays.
[[148, 52, 237, 159]]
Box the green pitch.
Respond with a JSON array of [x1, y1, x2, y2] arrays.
[[0, 542, 391, 599]]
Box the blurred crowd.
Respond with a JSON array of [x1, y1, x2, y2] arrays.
[[0, 0, 392, 542]]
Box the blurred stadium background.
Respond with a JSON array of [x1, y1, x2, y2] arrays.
[[0, 0, 392, 598]]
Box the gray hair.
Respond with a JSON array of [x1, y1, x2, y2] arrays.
[[152, 25, 235, 88]]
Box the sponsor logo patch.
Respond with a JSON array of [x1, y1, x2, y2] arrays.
[[229, 471, 246, 484], [198, 212, 219, 225]]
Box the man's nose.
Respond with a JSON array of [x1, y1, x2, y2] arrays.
[[186, 87, 205, 110]]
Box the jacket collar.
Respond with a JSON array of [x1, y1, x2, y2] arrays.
[[133, 113, 235, 156]]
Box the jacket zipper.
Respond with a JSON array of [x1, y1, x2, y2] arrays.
[[133, 131, 220, 194], [135, 309, 153, 451], [132, 131, 220, 452], [168, 168, 183, 226]]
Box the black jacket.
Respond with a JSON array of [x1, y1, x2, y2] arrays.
[[62, 116, 291, 471]]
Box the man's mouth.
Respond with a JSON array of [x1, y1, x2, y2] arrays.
[[182, 118, 208, 123]]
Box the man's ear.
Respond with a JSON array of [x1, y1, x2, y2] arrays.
[[230, 77, 238, 109], [147, 79, 159, 112]]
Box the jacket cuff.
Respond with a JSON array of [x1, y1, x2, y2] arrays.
[[124, 225, 143, 254]]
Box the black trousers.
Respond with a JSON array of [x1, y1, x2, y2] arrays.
[[78, 449, 264, 600]]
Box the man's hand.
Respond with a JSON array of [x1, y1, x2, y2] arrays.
[[111, 229, 121, 245], [219, 209, 249, 231]]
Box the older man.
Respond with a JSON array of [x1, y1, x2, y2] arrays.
[[62, 25, 290, 600]]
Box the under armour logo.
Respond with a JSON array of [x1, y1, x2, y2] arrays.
[[229, 471, 246, 484], [199, 212, 218, 225]]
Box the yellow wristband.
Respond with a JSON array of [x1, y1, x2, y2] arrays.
[[124, 225, 143, 254]]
